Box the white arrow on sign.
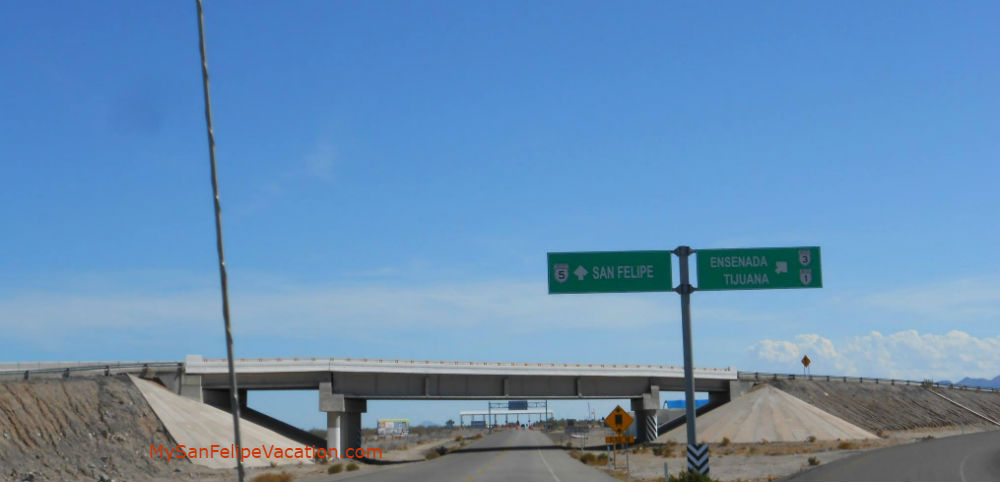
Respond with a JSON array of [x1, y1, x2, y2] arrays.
[[574, 265, 588, 281]]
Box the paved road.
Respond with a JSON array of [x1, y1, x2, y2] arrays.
[[323, 430, 617, 482], [785, 430, 1000, 481]]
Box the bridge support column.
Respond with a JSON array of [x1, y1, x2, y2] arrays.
[[319, 383, 366, 458], [631, 385, 660, 443], [179, 374, 203, 402]]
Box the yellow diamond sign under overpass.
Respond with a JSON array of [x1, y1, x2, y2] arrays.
[[605, 405, 633, 434]]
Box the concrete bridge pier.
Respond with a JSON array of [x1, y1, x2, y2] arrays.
[[319, 383, 366, 458], [631, 385, 660, 443]]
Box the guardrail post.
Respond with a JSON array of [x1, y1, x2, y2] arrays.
[[63, 368, 70, 379], [23, 371, 29, 380]]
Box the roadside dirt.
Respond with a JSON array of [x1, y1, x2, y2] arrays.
[[0, 375, 196, 481], [590, 424, 998, 481]]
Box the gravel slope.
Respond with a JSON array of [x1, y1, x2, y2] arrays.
[[0, 375, 177, 481], [767, 379, 1000, 431]]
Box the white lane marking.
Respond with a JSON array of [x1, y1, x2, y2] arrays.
[[959, 453, 972, 482], [538, 448, 561, 482]]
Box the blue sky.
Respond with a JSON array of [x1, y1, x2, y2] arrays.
[[2, 2, 998, 429]]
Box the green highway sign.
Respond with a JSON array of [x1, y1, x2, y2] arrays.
[[547, 251, 673, 294], [696, 247, 822, 291]]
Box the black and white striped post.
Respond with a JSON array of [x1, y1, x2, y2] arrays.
[[687, 443, 710, 476]]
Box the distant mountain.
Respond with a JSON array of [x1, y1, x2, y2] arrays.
[[955, 375, 1000, 389], [936, 374, 1000, 389], [417, 420, 440, 427]]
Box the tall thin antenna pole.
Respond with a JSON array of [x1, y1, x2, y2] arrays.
[[195, 1, 244, 480]]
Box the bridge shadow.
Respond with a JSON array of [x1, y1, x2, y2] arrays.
[[346, 445, 567, 465], [450, 444, 574, 454], [358, 457, 420, 465]]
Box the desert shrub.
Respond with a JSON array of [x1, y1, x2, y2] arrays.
[[921, 435, 935, 441], [760, 439, 769, 445], [425, 451, 440, 460], [806, 435, 817, 443], [455, 435, 464, 442], [875, 429, 888, 438], [346, 463, 359, 471], [250, 472, 294, 482], [653, 445, 674, 457], [808, 456, 820, 466], [327, 464, 343, 474], [720, 437, 731, 447], [837, 441, 854, 450], [668, 470, 713, 482], [579, 452, 596, 464], [597, 453, 608, 465]]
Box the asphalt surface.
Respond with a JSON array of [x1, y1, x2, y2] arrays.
[[785, 429, 1000, 482], [323, 430, 617, 482]]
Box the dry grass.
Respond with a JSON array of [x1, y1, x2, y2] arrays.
[[652, 444, 675, 457], [578, 452, 609, 466], [250, 472, 294, 482], [346, 462, 360, 471], [709, 438, 886, 457], [808, 456, 821, 466]]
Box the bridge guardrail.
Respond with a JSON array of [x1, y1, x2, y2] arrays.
[[737, 371, 1000, 394], [0, 361, 183, 380]]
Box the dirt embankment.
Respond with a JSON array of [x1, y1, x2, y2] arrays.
[[0, 375, 177, 482], [766, 379, 1000, 431]]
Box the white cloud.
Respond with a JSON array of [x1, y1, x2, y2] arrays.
[[753, 339, 800, 362], [750, 329, 1000, 380]]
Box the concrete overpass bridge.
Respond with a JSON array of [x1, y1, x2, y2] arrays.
[[2, 355, 745, 455], [182, 355, 741, 454]]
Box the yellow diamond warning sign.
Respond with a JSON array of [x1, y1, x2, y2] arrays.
[[604, 405, 633, 434]]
